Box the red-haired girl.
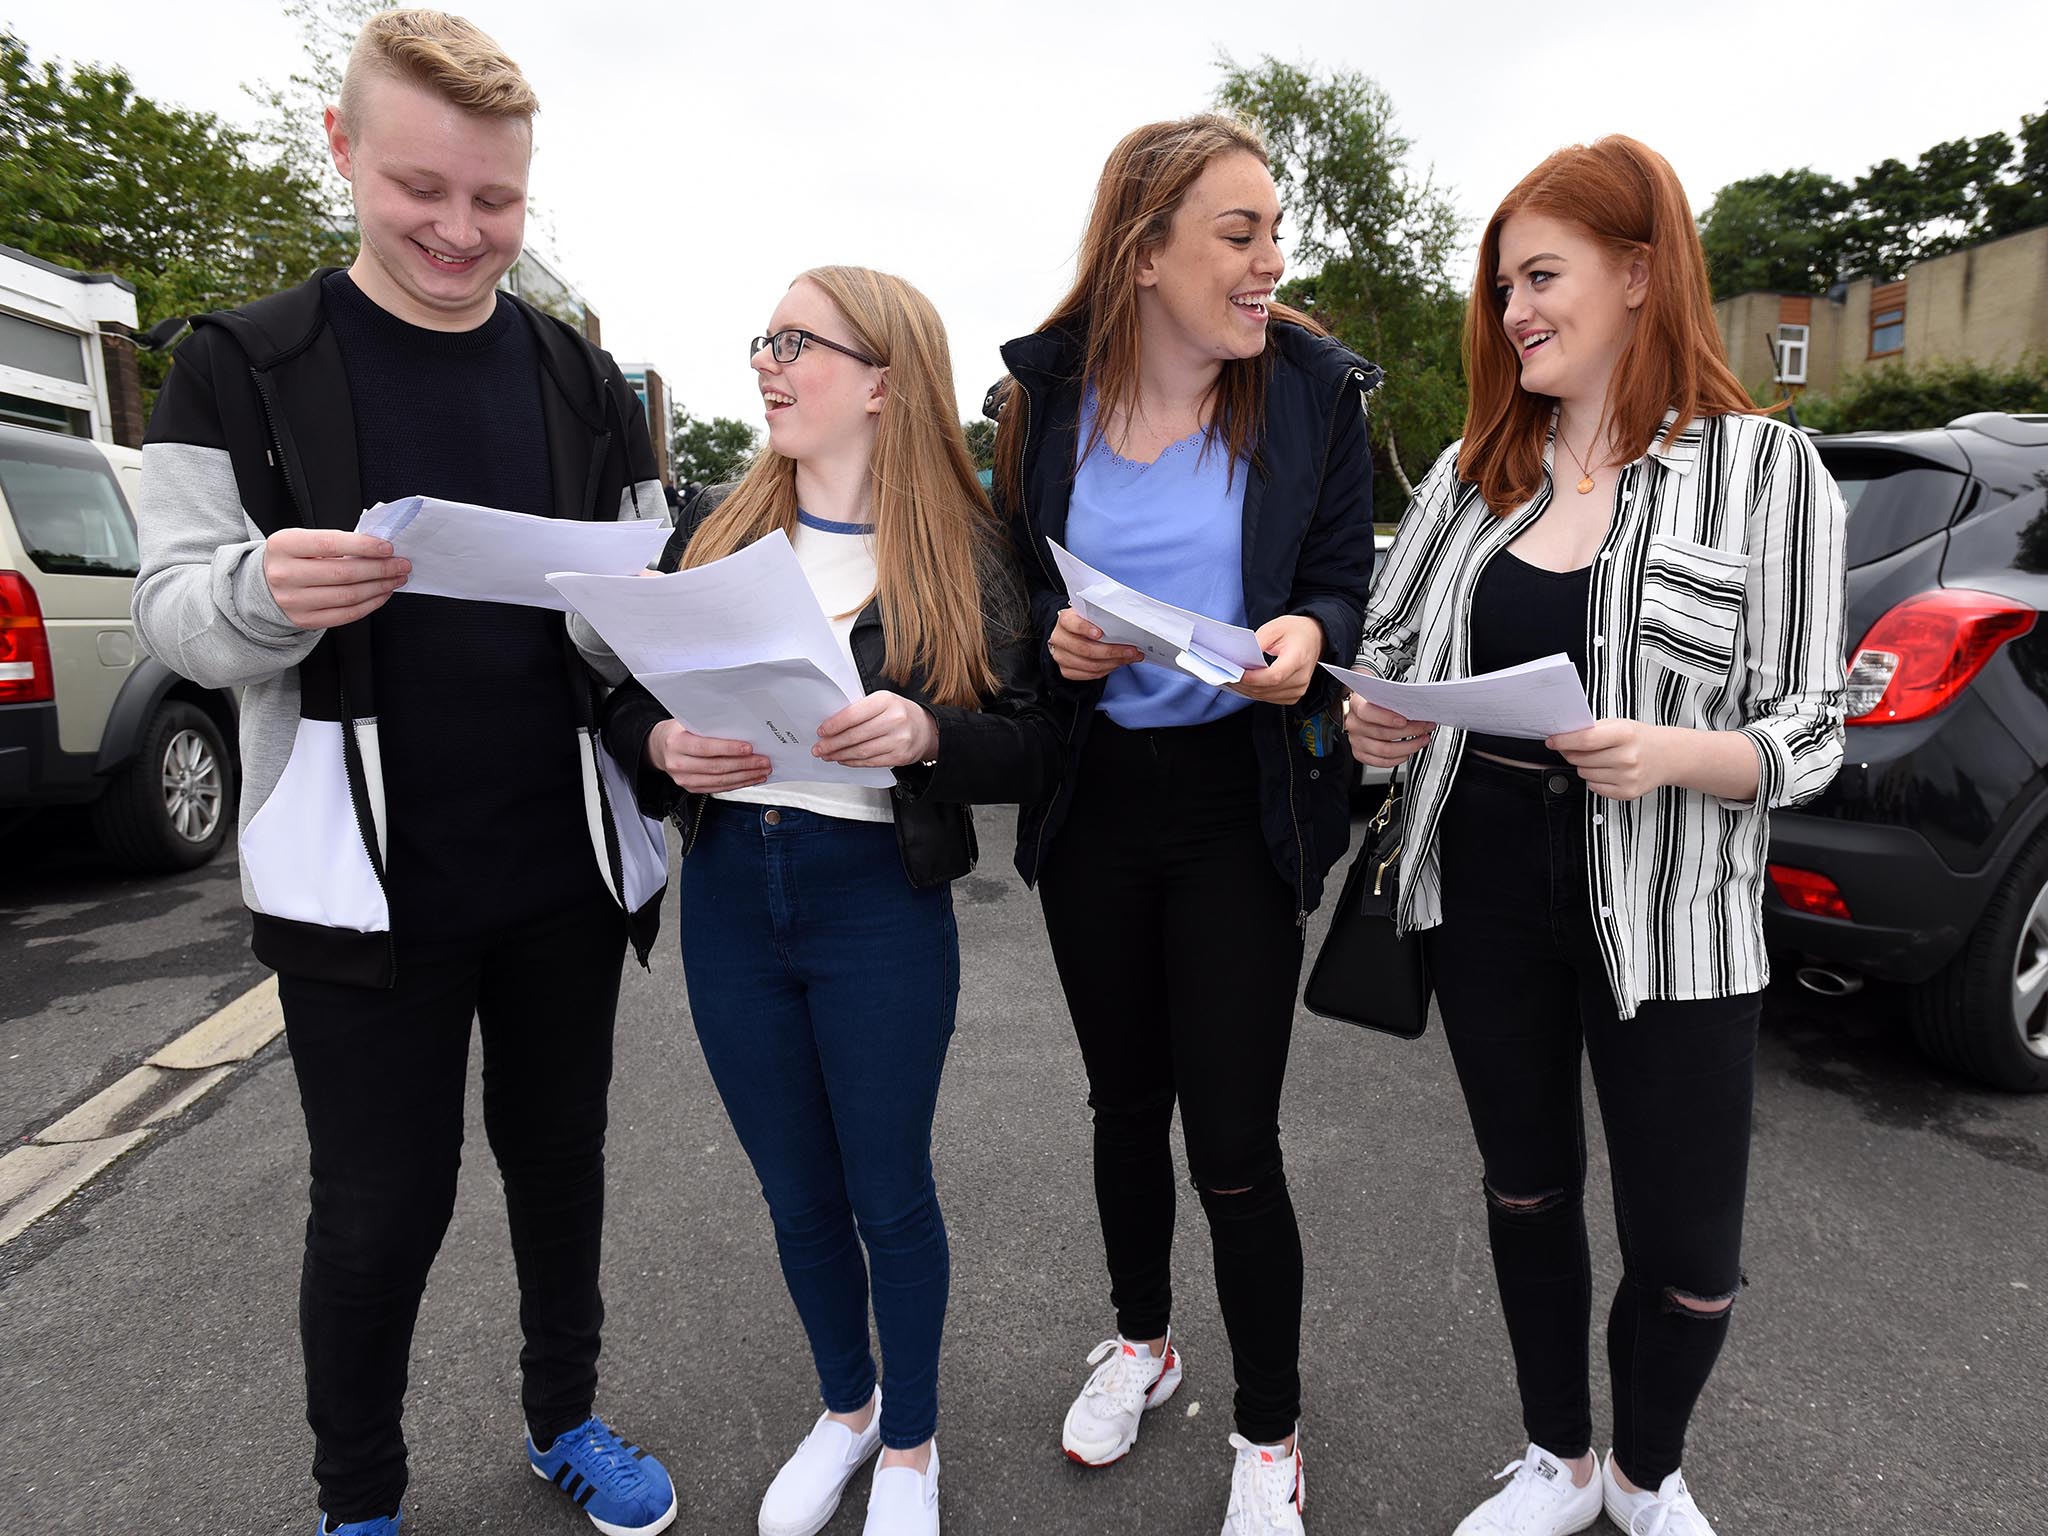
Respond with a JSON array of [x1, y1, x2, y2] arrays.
[[1345, 137, 1848, 1536]]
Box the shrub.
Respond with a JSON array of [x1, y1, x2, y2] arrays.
[[1767, 357, 2048, 434]]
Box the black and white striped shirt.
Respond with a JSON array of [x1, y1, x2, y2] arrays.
[[1357, 411, 1848, 1014]]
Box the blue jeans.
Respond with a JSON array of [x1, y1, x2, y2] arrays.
[[679, 800, 959, 1449]]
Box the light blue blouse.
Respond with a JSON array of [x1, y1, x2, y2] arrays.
[[1067, 393, 1252, 729]]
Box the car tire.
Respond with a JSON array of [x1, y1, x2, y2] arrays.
[[1907, 828, 2048, 1092], [89, 700, 233, 874]]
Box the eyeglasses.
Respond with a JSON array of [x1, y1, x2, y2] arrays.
[[749, 328, 884, 368]]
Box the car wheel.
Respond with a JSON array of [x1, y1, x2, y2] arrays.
[[89, 700, 233, 873], [1907, 829, 2048, 1092]]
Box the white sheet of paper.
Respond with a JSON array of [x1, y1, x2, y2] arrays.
[[1047, 540, 1268, 686], [635, 659, 894, 789], [355, 496, 669, 611], [1321, 655, 1596, 740], [545, 531, 864, 704]]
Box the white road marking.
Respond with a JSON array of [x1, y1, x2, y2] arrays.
[[0, 976, 282, 1247]]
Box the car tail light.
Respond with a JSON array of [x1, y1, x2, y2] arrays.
[[0, 571, 54, 705], [1769, 864, 1852, 920], [1842, 589, 2035, 725]]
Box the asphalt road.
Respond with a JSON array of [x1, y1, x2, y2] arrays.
[[3, 808, 2043, 1535]]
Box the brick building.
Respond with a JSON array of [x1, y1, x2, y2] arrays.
[[1712, 223, 2048, 398], [618, 364, 673, 484]]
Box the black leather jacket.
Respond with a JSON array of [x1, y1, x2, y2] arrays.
[[600, 487, 1063, 888], [991, 321, 1381, 917]]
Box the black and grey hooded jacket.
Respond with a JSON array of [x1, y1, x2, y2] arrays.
[[132, 269, 668, 988]]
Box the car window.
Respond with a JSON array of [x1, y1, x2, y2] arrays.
[[0, 440, 140, 577], [1819, 448, 1967, 569]]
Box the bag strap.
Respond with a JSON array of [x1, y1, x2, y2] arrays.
[[1365, 760, 1404, 837]]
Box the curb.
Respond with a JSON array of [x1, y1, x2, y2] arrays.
[[0, 976, 282, 1247]]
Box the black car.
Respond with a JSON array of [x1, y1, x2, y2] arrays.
[[1765, 410, 2048, 1091]]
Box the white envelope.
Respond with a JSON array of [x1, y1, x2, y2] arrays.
[[1047, 540, 1267, 686]]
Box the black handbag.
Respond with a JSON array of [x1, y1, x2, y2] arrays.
[[1303, 768, 1431, 1038]]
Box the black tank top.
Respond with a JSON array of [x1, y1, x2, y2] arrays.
[[1467, 550, 1592, 768]]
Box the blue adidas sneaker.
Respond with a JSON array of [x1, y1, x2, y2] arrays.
[[528, 1415, 678, 1536], [312, 1513, 401, 1536]]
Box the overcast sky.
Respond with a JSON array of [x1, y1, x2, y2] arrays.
[[10, 0, 2045, 434]]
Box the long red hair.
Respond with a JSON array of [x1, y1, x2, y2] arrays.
[[1459, 136, 1754, 513]]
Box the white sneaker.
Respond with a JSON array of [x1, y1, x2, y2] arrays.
[[1601, 1454, 1718, 1536], [862, 1439, 939, 1536], [1451, 1443, 1601, 1536], [1221, 1428, 1305, 1535], [1060, 1331, 1185, 1466], [758, 1392, 882, 1536]]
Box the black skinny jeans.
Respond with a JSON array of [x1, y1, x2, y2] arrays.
[[1038, 709, 1306, 1444], [1424, 754, 1759, 1488], [279, 901, 625, 1522]]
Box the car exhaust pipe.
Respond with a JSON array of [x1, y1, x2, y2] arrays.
[[1796, 965, 1865, 998]]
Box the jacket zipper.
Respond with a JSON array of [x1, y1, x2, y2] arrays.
[[1281, 371, 1367, 927], [677, 792, 709, 862], [251, 366, 396, 969], [1010, 379, 1063, 882]]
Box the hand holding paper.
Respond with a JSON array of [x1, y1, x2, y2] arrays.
[[1322, 654, 1594, 740], [1228, 614, 1325, 705], [1050, 606, 1145, 681], [548, 533, 893, 790], [636, 658, 895, 790], [1047, 540, 1267, 688], [646, 719, 772, 795], [355, 495, 669, 611]]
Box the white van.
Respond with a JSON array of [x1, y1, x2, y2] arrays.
[[0, 420, 236, 869]]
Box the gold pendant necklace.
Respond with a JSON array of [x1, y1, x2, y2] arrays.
[[1559, 428, 1600, 495]]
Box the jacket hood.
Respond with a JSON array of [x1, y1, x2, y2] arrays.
[[191, 268, 618, 430]]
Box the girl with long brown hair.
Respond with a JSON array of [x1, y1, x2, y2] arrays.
[[600, 266, 1059, 1536], [991, 114, 1378, 1534], [1345, 137, 1847, 1536]]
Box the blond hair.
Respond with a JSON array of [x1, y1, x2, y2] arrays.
[[683, 267, 1008, 711], [338, 9, 538, 129]]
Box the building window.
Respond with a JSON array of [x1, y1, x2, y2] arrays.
[[0, 310, 89, 386], [1869, 281, 1907, 359], [0, 391, 88, 436], [1775, 323, 1809, 384]]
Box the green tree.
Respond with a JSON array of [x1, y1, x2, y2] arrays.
[[669, 409, 759, 486], [1699, 102, 2048, 297], [1215, 56, 1466, 509], [1698, 169, 1853, 295], [1983, 105, 2048, 238], [961, 418, 996, 472], [0, 32, 349, 390], [242, 0, 378, 225]]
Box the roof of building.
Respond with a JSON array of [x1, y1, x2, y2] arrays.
[[0, 243, 137, 295]]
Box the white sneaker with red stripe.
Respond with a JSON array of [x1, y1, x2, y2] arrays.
[[1221, 1428, 1305, 1535], [1059, 1330, 1184, 1466]]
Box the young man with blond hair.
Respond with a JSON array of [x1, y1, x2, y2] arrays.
[[132, 11, 675, 1534]]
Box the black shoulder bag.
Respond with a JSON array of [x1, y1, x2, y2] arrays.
[[1303, 766, 1431, 1038]]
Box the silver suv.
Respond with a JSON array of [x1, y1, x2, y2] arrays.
[[0, 421, 235, 870]]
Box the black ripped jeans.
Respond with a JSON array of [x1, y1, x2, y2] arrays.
[[1038, 710, 1306, 1444], [1423, 754, 1759, 1488]]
